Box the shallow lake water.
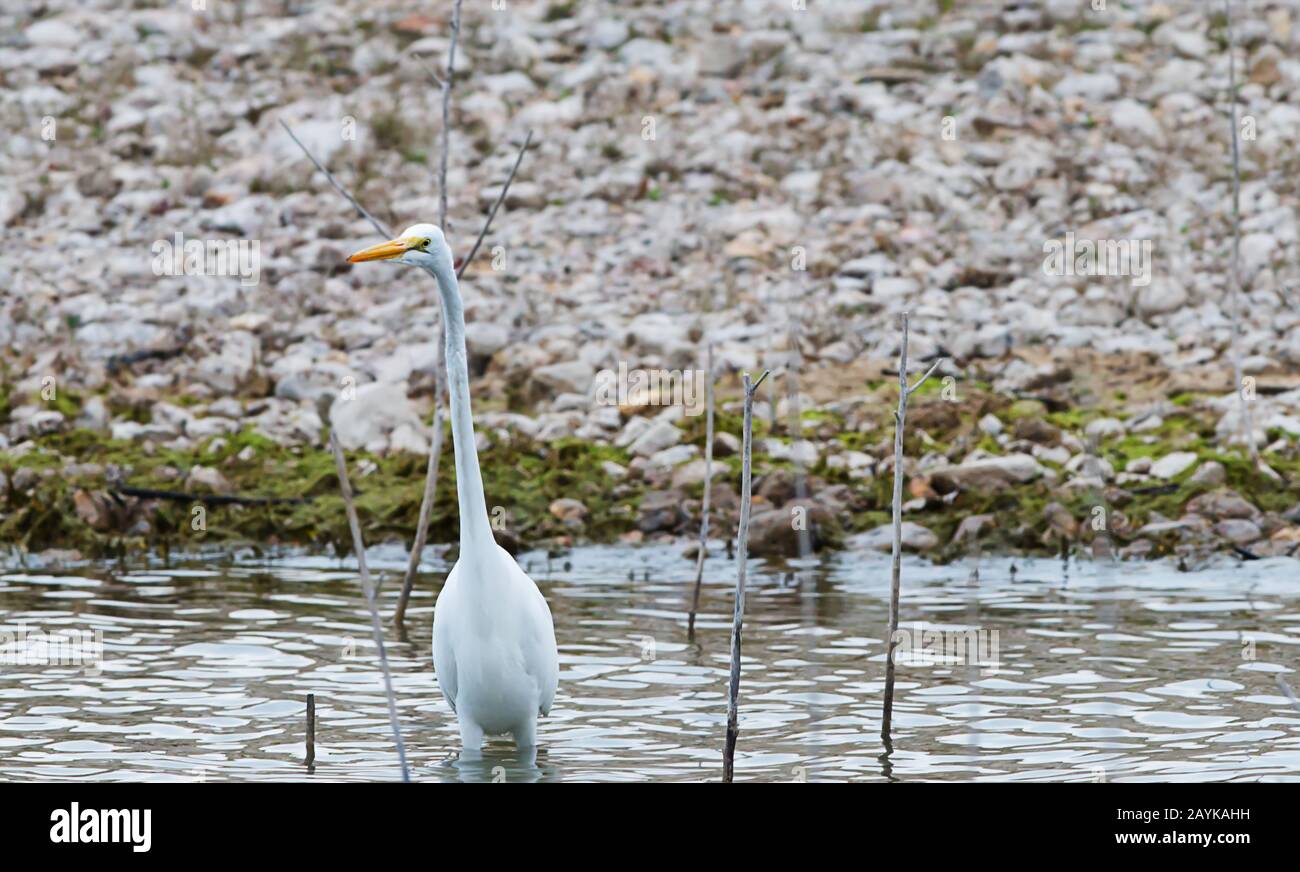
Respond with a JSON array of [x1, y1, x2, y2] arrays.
[[1, 544, 1298, 782]]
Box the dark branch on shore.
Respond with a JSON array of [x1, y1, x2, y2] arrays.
[[112, 486, 312, 506]]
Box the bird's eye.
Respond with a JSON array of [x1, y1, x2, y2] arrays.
[[420, 238, 431, 249]]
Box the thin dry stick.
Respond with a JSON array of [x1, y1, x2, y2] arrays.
[[723, 369, 769, 783], [394, 130, 535, 625], [438, 0, 462, 231], [460, 130, 534, 273], [880, 312, 942, 751], [305, 692, 315, 769], [329, 431, 410, 782], [1278, 676, 1300, 713], [1224, 0, 1257, 464], [396, 6, 462, 625], [279, 119, 391, 237], [687, 343, 715, 637], [786, 334, 812, 559], [394, 363, 444, 627]]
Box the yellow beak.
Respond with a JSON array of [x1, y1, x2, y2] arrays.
[[346, 237, 412, 263]]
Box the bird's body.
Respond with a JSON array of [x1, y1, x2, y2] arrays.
[[433, 545, 557, 748], [348, 224, 558, 751]]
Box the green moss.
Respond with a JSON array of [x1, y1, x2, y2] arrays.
[[1006, 399, 1047, 420], [1, 426, 646, 558]]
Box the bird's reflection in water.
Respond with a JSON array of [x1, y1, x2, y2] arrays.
[[435, 745, 561, 783]]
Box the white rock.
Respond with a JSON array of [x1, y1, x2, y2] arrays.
[[848, 522, 939, 553], [1109, 99, 1164, 145], [329, 382, 423, 451], [1136, 279, 1187, 317], [1053, 72, 1120, 101], [1149, 451, 1199, 479], [1085, 417, 1125, 439], [789, 440, 820, 466], [533, 360, 594, 396], [389, 422, 430, 454]]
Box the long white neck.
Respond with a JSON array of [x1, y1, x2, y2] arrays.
[[426, 257, 494, 553]]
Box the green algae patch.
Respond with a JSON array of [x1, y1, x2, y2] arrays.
[[0, 427, 643, 560]]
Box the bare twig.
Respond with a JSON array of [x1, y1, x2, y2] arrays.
[[438, 0, 463, 232], [416, 55, 446, 89], [908, 358, 944, 395], [395, 137, 533, 628], [1278, 676, 1300, 714], [395, 4, 462, 626], [305, 693, 315, 769], [786, 334, 812, 560], [687, 343, 715, 637], [395, 363, 444, 627], [458, 130, 534, 278], [111, 486, 309, 506], [279, 119, 391, 238], [881, 311, 920, 751], [1224, 0, 1257, 463], [329, 431, 410, 782], [723, 368, 769, 783]]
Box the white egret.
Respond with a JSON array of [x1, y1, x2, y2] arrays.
[[347, 224, 558, 750]]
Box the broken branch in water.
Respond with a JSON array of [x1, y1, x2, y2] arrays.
[[305, 692, 316, 770], [722, 368, 768, 783], [1278, 676, 1300, 713], [328, 431, 410, 782], [687, 342, 715, 638], [881, 312, 941, 751]]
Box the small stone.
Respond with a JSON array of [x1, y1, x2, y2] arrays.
[[637, 490, 684, 533], [1126, 456, 1152, 474], [672, 458, 723, 488], [549, 498, 588, 524], [532, 360, 594, 396], [1084, 417, 1125, 440], [1214, 519, 1262, 545], [73, 490, 113, 531], [1186, 460, 1226, 488], [713, 432, 741, 457], [1014, 417, 1061, 445], [1149, 452, 1198, 480], [629, 419, 682, 457], [951, 513, 995, 545], [848, 522, 938, 553], [1186, 489, 1261, 521], [1043, 502, 1078, 539], [185, 465, 231, 494], [932, 454, 1045, 492]]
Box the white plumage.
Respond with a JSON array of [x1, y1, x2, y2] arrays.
[[348, 224, 559, 750]]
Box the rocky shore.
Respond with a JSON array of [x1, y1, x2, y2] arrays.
[[2, 1, 1299, 564]]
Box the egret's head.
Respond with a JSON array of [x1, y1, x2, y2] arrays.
[[346, 223, 453, 274]]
